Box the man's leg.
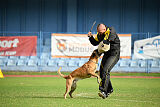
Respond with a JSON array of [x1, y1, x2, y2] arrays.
[[99, 53, 109, 92], [103, 53, 119, 94], [107, 80, 113, 94], [98, 53, 111, 99], [99, 53, 120, 99]]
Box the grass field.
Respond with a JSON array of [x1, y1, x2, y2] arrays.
[[0, 73, 160, 107], [3, 71, 160, 76]]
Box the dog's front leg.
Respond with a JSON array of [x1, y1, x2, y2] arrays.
[[96, 76, 101, 84], [89, 72, 101, 84]]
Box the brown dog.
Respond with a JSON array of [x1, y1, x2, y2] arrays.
[[58, 50, 101, 99]]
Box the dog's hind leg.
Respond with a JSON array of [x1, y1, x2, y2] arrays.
[[69, 80, 77, 98], [64, 78, 73, 99]]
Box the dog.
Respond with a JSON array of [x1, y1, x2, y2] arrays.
[[58, 50, 101, 99]]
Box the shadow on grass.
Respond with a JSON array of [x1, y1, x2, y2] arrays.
[[75, 97, 100, 99], [5, 95, 100, 100], [31, 96, 64, 99], [30, 96, 100, 100], [3, 95, 64, 99]]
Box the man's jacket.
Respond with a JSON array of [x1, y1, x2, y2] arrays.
[[89, 27, 120, 55]]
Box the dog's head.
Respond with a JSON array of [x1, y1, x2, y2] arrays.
[[89, 49, 100, 63]]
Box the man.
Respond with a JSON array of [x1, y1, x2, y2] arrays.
[[88, 24, 120, 99]]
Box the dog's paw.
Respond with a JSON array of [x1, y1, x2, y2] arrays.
[[97, 77, 101, 84], [69, 93, 73, 98]]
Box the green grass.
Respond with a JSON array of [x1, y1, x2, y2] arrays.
[[0, 76, 160, 107], [3, 71, 160, 77]]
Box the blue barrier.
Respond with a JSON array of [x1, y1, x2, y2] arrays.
[[0, 32, 159, 72], [27, 60, 38, 67], [151, 60, 159, 68], [17, 60, 26, 66], [0, 60, 6, 66], [7, 60, 17, 66], [47, 59, 57, 67], [0, 55, 159, 72], [130, 60, 139, 67]]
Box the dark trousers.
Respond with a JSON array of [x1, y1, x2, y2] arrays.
[[99, 50, 120, 94]]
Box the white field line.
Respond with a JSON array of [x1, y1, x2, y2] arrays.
[[75, 93, 90, 96]]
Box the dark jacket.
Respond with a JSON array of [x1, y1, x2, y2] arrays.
[[89, 27, 120, 55]]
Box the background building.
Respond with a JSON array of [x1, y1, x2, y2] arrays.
[[0, 0, 160, 72]]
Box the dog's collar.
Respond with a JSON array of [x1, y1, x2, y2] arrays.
[[89, 60, 98, 64]]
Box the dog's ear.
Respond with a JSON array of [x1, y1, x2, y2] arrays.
[[94, 49, 102, 57], [93, 50, 98, 57]]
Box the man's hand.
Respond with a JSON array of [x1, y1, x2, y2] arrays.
[[88, 32, 92, 37]]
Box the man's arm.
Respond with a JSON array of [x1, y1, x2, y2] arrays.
[[89, 36, 99, 46], [88, 32, 99, 46]]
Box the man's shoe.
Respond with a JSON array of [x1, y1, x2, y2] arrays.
[[107, 89, 113, 96], [98, 91, 108, 99]]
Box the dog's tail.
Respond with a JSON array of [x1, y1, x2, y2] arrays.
[[58, 67, 70, 79]]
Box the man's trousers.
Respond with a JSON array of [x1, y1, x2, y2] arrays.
[[99, 50, 120, 94]]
